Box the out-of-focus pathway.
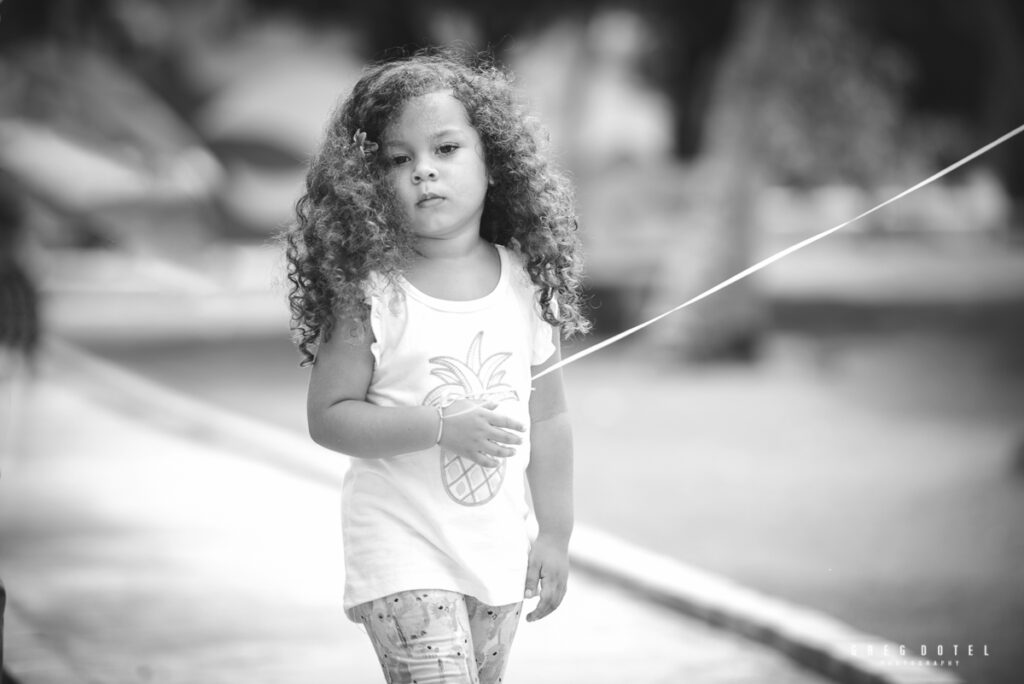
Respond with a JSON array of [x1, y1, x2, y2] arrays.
[[0, 356, 851, 684]]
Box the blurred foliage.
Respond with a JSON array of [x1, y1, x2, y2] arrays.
[[1, 0, 1021, 366], [2, 0, 1023, 230], [5, 0, 1021, 189], [747, 1, 913, 187], [0, 171, 39, 358]]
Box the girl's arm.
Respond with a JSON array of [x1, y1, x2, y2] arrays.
[[307, 315, 525, 461], [524, 332, 574, 622]]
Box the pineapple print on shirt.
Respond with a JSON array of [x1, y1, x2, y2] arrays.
[[423, 332, 520, 506]]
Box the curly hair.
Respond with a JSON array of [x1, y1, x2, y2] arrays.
[[282, 49, 590, 365]]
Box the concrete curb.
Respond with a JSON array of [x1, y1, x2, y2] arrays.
[[50, 341, 962, 684], [3, 603, 84, 684], [570, 528, 962, 684]]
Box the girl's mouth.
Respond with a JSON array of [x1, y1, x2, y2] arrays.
[[417, 193, 444, 208]]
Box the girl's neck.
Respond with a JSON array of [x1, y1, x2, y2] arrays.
[[405, 237, 501, 301], [412, 227, 488, 260]]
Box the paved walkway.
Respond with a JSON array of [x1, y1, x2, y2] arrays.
[[0, 358, 845, 684]]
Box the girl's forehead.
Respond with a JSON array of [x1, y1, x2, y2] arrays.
[[383, 92, 474, 141]]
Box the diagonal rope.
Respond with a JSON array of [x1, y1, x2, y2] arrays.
[[533, 121, 1024, 381]]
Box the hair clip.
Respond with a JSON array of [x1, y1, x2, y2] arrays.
[[352, 129, 379, 157]]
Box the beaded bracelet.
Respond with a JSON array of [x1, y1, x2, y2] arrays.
[[434, 405, 445, 446]]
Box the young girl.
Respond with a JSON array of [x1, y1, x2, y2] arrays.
[[283, 52, 589, 683]]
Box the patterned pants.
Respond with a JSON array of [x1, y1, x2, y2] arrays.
[[352, 589, 523, 684]]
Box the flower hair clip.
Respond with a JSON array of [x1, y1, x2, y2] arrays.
[[352, 129, 379, 157]]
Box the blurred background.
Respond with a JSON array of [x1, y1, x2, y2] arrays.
[[1, 1, 1023, 683]]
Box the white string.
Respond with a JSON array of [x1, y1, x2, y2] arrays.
[[533, 121, 1024, 381]]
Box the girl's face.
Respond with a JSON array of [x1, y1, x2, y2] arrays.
[[381, 92, 489, 246]]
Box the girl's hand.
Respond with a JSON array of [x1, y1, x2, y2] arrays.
[[438, 399, 525, 468], [524, 533, 569, 622]]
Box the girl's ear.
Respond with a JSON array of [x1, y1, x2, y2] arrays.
[[487, 174, 495, 187]]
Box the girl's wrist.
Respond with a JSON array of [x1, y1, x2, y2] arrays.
[[535, 527, 573, 550]]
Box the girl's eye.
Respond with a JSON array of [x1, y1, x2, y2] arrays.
[[437, 143, 459, 155], [390, 154, 411, 166]]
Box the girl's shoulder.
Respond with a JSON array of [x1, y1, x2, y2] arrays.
[[497, 243, 528, 279], [498, 244, 552, 317], [362, 269, 404, 297], [499, 244, 539, 293], [361, 270, 406, 315]]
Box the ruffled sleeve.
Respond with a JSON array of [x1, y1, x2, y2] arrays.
[[503, 246, 559, 367], [362, 273, 387, 368], [530, 291, 558, 367], [532, 296, 557, 366]]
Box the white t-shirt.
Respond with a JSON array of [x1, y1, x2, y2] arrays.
[[342, 244, 556, 618]]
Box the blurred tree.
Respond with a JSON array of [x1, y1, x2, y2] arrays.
[[749, 1, 911, 187], [0, 173, 38, 369], [976, 1, 1024, 223], [637, 0, 927, 360], [638, 0, 776, 361], [0, 1, 257, 126], [0, 1, 255, 249], [637, 0, 739, 158], [856, 0, 1024, 222]]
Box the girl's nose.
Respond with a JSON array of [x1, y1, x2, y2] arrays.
[[412, 163, 438, 183]]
